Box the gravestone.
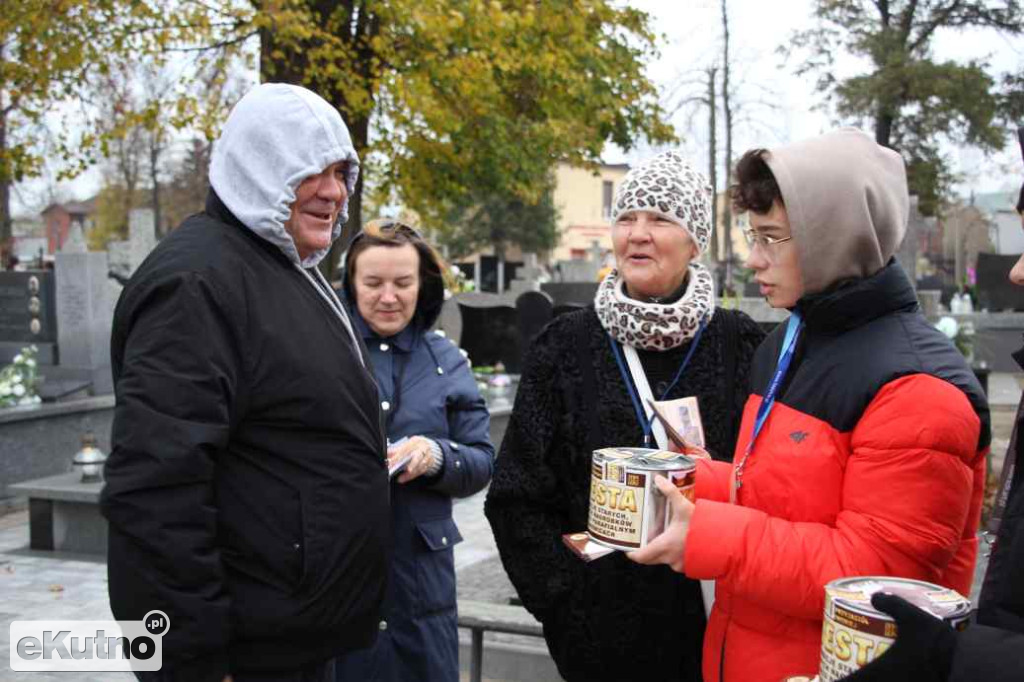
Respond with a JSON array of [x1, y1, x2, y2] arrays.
[[129, 209, 158, 270], [509, 253, 546, 295], [55, 223, 115, 395], [0, 271, 58, 365], [897, 196, 934, 288], [917, 290, 942, 317], [540, 282, 599, 307], [976, 253, 1024, 312], [457, 302, 520, 372], [552, 303, 585, 318], [109, 208, 158, 280], [435, 298, 463, 345], [515, 291, 554, 350], [554, 259, 599, 283]]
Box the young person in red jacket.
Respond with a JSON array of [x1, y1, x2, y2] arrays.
[[631, 128, 990, 682]]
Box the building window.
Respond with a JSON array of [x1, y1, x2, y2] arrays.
[[602, 180, 614, 219]]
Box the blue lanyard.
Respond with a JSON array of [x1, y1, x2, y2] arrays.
[[737, 311, 803, 485], [608, 318, 708, 447]]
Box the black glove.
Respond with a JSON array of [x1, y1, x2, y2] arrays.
[[839, 592, 958, 682]]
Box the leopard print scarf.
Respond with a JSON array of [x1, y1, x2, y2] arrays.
[[594, 263, 716, 351]]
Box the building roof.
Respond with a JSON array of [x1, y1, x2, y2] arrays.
[[40, 197, 97, 218], [972, 191, 1016, 216]]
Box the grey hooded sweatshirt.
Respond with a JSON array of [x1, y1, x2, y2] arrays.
[[103, 83, 388, 681], [764, 127, 909, 295]]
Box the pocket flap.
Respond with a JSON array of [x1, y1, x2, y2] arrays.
[[416, 517, 463, 551]]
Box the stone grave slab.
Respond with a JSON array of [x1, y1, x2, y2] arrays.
[[8, 472, 106, 555]]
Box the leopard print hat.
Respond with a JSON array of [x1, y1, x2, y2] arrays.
[[611, 150, 713, 254]]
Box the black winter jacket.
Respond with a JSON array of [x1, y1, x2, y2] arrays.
[[101, 193, 389, 680], [956, 340, 1024, 681], [485, 306, 764, 682]]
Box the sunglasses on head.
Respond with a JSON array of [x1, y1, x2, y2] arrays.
[[361, 218, 423, 240]]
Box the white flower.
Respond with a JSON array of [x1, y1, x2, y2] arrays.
[[935, 316, 959, 339], [12, 374, 22, 385], [0, 383, 10, 395], [12, 354, 22, 363], [13, 384, 25, 397], [18, 396, 32, 406], [25, 359, 36, 368], [32, 395, 42, 404], [451, 265, 462, 276]]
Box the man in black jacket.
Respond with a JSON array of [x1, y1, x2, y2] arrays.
[[101, 83, 389, 682], [841, 181, 1024, 681]]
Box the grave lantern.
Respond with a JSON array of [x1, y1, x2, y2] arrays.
[[72, 431, 107, 483]]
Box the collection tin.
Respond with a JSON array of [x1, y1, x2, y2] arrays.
[[818, 576, 971, 682], [587, 447, 697, 551]]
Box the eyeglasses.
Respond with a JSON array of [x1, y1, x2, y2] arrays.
[[742, 228, 793, 250]]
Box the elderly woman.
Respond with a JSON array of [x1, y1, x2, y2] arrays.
[[334, 219, 495, 682], [485, 151, 765, 682]]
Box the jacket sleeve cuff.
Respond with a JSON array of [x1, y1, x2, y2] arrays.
[[423, 438, 444, 476], [695, 458, 733, 503], [684, 499, 755, 580]]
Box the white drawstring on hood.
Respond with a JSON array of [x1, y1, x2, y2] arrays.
[[209, 83, 360, 268]]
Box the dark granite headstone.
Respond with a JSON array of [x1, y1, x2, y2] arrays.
[[457, 302, 521, 372], [516, 291, 553, 350], [976, 253, 1024, 311], [540, 282, 599, 307], [479, 256, 523, 293], [0, 271, 57, 344], [553, 303, 585, 318]]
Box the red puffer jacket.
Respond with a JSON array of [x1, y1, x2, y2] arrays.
[[684, 262, 990, 682]]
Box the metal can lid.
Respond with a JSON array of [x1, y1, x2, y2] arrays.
[[593, 447, 696, 472], [825, 576, 971, 622]]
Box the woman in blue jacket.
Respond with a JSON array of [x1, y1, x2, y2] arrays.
[[335, 219, 495, 682]]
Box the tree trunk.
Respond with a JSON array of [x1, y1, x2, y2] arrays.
[[707, 67, 719, 265], [875, 109, 895, 148], [149, 133, 162, 239], [321, 111, 369, 284], [0, 104, 11, 268], [0, 38, 10, 268], [721, 0, 734, 289]]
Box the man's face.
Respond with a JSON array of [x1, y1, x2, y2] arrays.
[[283, 161, 349, 260], [744, 200, 805, 309], [1011, 211, 1024, 287]]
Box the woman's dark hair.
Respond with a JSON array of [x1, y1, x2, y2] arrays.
[[1017, 180, 1024, 214], [731, 149, 783, 214], [343, 219, 453, 326]]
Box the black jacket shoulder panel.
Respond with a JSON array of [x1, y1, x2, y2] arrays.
[[751, 262, 989, 445]]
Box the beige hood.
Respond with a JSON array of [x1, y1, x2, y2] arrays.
[[764, 128, 908, 295]]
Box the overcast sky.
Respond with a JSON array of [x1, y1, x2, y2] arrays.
[[13, 0, 1024, 217], [618, 0, 1024, 197]]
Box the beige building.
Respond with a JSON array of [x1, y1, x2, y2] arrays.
[[550, 162, 630, 262], [709, 191, 751, 264]]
